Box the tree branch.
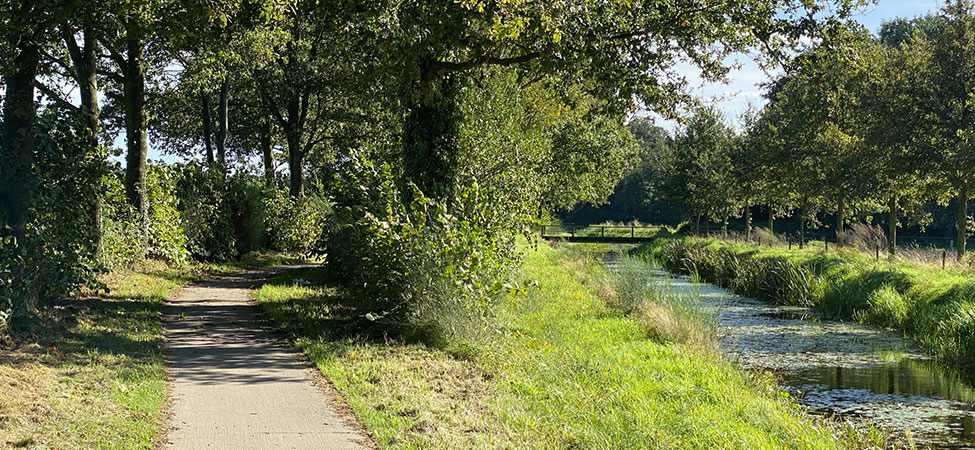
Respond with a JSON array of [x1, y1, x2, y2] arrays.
[[428, 51, 543, 73], [35, 81, 79, 112]]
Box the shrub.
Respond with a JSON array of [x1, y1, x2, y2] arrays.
[[173, 163, 237, 261], [101, 165, 189, 269], [145, 166, 189, 265], [263, 189, 330, 253], [322, 153, 517, 343]]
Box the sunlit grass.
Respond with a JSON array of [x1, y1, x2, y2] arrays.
[[256, 242, 864, 449], [0, 268, 191, 449]]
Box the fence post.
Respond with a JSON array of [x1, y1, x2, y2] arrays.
[[631, 226, 635, 238], [788, 238, 792, 250], [876, 247, 879, 261], [541, 225, 546, 237], [571, 225, 575, 238], [825, 240, 828, 252], [601, 227, 605, 238], [943, 249, 947, 269]]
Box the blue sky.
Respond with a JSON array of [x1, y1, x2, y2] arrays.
[[648, 0, 943, 133]]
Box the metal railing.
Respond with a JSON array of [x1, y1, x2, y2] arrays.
[[539, 223, 664, 239]]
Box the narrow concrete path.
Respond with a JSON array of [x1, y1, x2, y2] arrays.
[[160, 266, 373, 450]]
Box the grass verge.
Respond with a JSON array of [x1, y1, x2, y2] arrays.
[[0, 262, 196, 449], [0, 252, 300, 449], [635, 237, 975, 374], [256, 242, 859, 449]]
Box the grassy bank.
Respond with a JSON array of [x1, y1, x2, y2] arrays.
[[635, 237, 975, 373], [0, 263, 192, 449], [0, 253, 299, 449], [256, 242, 858, 449]]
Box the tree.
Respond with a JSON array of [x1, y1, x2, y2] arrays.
[[97, 1, 160, 224], [248, 3, 375, 198], [363, 0, 861, 202], [911, 1, 975, 260], [662, 107, 739, 235]]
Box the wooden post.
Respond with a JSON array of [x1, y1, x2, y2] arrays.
[[601, 227, 605, 238], [825, 240, 828, 252], [631, 226, 635, 238], [541, 225, 546, 237], [571, 225, 575, 237], [943, 249, 947, 269], [788, 238, 792, 250], [876, 247, 879, 261]]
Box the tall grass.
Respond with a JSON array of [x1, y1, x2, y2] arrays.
[[636, 237, 975, 374], [606, 255, 715, 346]]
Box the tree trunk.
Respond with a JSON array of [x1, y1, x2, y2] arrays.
[[122, 22, 148, 225], [836, 197, 845, 246], [216, 74, 229, 170], [0, 17, 40, 315], [958, 188, 968, 261], [286, 131, 303, 198], [64, 25, 103, 259], [798, 207, 805, 249], [403, 66, 459, 199], [744, 203, 752, 240], [888, 197, 897, 257], [201, 90, 214, 166], [695, 214, 701, 235], [722, 214, 728, 238], [768, 206, 774, 234], [261, 120, 274, 187]]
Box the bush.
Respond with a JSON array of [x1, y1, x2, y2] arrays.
[[173, 163, 237, 261], [321, 153, 517, 343], [263, 189, 330, 253], [101, 165, 189, 269], [0, 108, 105, 318]]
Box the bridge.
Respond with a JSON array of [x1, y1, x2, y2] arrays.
[[540, 224, 664, 244]]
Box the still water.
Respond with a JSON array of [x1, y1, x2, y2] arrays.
[[648, 269, 975, 448]]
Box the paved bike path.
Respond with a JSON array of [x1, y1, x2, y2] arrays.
[[160, 266, 372, 450]]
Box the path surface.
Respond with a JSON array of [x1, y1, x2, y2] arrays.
[[161, 266, 372, 450]]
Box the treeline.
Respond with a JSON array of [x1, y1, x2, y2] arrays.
[[595, 1, 975, 261], [1, 0, 860, 334]]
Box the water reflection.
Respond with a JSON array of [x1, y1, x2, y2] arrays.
[[644, 267, 975, 448]]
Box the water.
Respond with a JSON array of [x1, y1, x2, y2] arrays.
[[647, 268, 975, 448]]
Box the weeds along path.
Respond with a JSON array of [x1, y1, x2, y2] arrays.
[[160, 265, 372, 450]]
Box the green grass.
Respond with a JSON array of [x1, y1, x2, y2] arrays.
[[636, 237, 975, 374], [0, 265, 194, 449], [256, 242, 857, 449]]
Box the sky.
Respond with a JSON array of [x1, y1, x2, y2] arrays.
[[647, 0, 943, 134]]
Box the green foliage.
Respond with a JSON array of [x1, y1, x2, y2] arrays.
[[323, 152, 517, 342], [173, 162, 237, 261], [101, 166, 189, 269], [262, 189, 330, 253], [145, 166, 189, 265]]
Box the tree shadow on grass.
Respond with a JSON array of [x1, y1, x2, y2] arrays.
[[1, 294, 163, 372]]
